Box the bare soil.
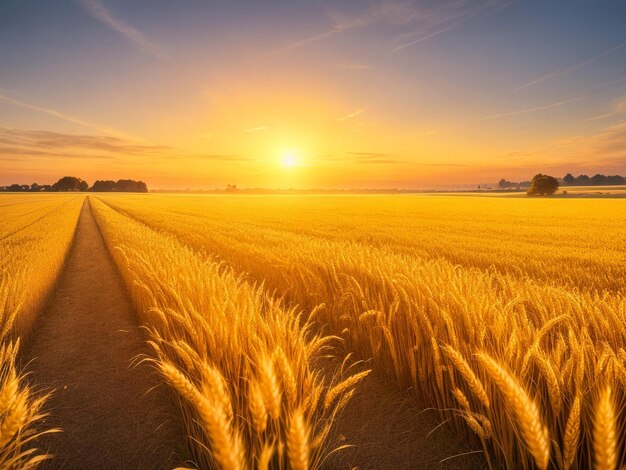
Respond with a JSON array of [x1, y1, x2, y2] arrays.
[[325, 368, 486, 470], [25, 199, 182, 469]]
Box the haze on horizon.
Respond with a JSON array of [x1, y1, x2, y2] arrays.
[[1, 0, 626, 189]]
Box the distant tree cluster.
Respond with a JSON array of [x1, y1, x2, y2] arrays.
[[53, 176, 89, 192], [498, 172, 626, 195], [0, 176, 148, 192], [562, 173, 625, 186], [498, 179, 531, 189], [91, 179, 148, 192], [527, 174, 559, 196]]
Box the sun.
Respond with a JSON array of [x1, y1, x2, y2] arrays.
[[281, 151, 298, 168]]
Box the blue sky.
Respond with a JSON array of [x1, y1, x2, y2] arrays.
[[1, 0, 626, 188]]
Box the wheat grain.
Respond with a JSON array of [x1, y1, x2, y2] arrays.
[[563, 395, 581, 470], [323, 370, 370, 411], [477, 352, 550, 470], [443, 345, 490, 408], [287, 408, 309, 470], [594, 387, 616, 470]]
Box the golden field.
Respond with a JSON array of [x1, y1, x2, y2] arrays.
[[1, 193, 625, 469], [92, 194, 625, 469]]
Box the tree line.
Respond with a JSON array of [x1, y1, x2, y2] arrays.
[[0, 176, 148, 192], [499, 172, 626, 189], [561, 173, 625, 186]]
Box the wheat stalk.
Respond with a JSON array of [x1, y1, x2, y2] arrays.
[[477, 352, 550, 470], [160, 362, 246, 470], [443, 345, 490, 408]]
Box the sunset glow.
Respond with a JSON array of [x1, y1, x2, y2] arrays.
[[1, 1, 626, 189], [1, 2, 625, 467], [281, 152, 298, 168]]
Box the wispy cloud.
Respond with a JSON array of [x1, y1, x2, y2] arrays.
[[278, 0, 515, 54], [591, 75, 626, 90], [244, 126, 269, 133], [77, 0, 224, 95], [559, 120, 626, 157], [391, 25, 455, 52], [479, 95, 593, 121], [390, 0, 518, 53], [517, 42, 626, 90], [506, 120, 626, 173], [0, 127, 170, 162], [277, 24, 353, 54], [0, 127, 260, 165], [0, 87, 29, 99], [0, 91, 133, 138], [77, 0, 169, 60], [338, 108, 368, 121], [0, 146, 116, 160], [275, 1, 398, 53], [584, 95, 626, 122]]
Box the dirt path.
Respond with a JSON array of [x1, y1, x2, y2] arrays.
[[326, 371, 486, 469], [25, 199, 182, 469]]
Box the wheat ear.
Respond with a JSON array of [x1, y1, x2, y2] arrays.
[[443, 345, 490, 408], [287, 407, 310, 470], [594, 387, 616, 470], [477, 352, 550, 470], [563, 394, 581, 470]]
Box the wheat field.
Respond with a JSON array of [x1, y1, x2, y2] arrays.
[[1, 193, 624, 469], [93, 194, 625, 470]]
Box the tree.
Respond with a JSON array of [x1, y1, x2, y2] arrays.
[[527, 174, 559, 196], [52, 176, 88, 192], [590, 174, 609, 185], [91, 180, 117, 192], [575, 174, 590, 185], [30, 183, 41, 192], [114, 179, 148, 192], [607, 175, 626, 185], [563, 173, 575, 185]]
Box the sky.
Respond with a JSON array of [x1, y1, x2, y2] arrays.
[[1, 0, 626, 189]]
